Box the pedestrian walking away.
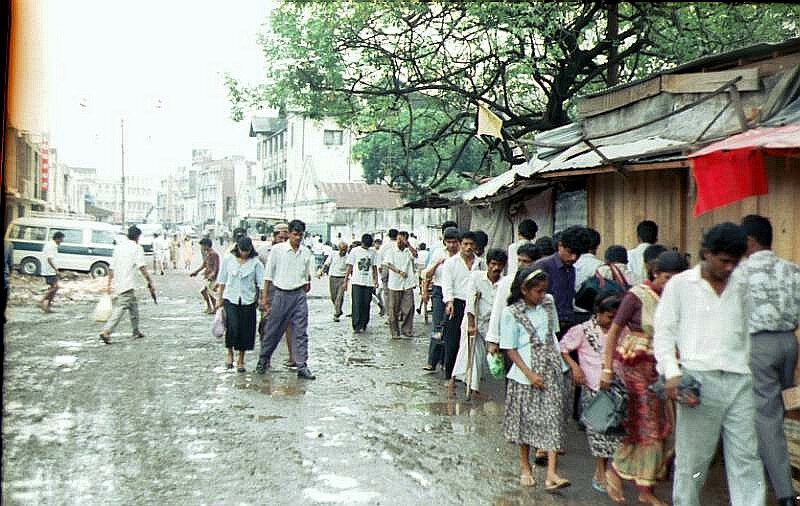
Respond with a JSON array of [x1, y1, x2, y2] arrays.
[[190, 238, 220, 314], [215, 237, 264, 373], [500, 267, 571, 492], [654, 223, 766, 506], [257, 219, 317, 380], [153, 232, 169, 275], [736, 214, 800, 506], [99, 226, 156, 344], [39, 231, 64, 313], [169, 234, 180, 270]]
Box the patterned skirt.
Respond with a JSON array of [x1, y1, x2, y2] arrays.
[[611, 358, 674, 486], [503, 371, 566, 451], [581, 388, 623, 458]]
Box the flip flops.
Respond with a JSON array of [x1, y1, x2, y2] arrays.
[[519, 474, 536, 487], [544, 477, 571, 492]]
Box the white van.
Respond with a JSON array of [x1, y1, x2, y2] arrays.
[[5, 215, 121, 278]]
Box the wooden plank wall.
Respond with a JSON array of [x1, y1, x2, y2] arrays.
[[686, 155, 800, 264], [587, 169, 686, 256]]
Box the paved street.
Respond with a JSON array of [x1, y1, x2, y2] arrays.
[[3, 268, 733, 505]]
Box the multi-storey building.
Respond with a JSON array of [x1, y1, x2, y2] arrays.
[[4, 125, 48, 228]]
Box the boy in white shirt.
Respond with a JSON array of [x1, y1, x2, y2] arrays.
[[39, 231, 64, 313], [383, 231, 417, 338]]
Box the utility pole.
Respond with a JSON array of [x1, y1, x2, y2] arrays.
[[121, 118, 126, 226]]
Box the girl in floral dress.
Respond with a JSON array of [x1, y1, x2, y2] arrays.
[[501, 266, 570, 492]]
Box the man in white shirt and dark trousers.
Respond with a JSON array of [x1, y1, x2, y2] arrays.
[[423, 226, 460, 372], [654, 223, 765, 506], [99, 226, 156, 344], [319, 241, 349, 322], [384, 231, 417, 339], [441, 230, 480, 389], [257, 220, 316, 380], [39, 231, 64, 313], [738, 215, 800, 506], [377, 229, 398, 318], [627, 220, 657, 284], [345, 234, 379, 334]]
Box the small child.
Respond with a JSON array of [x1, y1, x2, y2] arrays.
[[500, 266, 570, 491], [560, 292, 624, 493]]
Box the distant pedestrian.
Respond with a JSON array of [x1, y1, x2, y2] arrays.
[[181, 235, 194, 270], [320, 241, 349, 322], [534, 236, 555, 257], [39, 231, 64, 313], [560, 292, 623, 494], [4, 239, 13, 323], [257, 219, 316, 380], [737, 215, 800, 506], [169, 234, 180, 269], [377, 229, 398, 316], [345, 234, 379, 333], [152, 232, 169, 275], [371, 238, 386, 315], [415, 243, 430, 320], [190, 238, 220, 314], [215, 237, 264, 372], [501, 267, 570, 491], [99, 226, 156, 344], [628, 220, 658, 284], [654, 223, 764, 506], [597, 245, 637, 286]]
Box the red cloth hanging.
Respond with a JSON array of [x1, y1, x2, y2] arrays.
[[691, 148, 768, 216]]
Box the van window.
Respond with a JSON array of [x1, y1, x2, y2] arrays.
[[50, 228, 83, 244], [13, 225, 47, 241], [91, 230, 116, 244]]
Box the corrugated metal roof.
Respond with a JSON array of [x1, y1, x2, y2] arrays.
[[461, 159, 547, 202], [249, 117, 287, 137], [317, 182, 405, 210], [533, 136, 687, 174], [689, 124, 800, 157]]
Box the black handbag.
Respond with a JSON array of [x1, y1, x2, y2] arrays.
[[574, 264, 629, 312], [580, 379, 628, 435]]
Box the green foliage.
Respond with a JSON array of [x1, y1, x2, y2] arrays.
[[226, 1, 800, 197]]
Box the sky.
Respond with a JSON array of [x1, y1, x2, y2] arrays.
[[9, 0, 276, 179]]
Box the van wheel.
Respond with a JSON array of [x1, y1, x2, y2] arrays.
[[20, 257, 41, 276], [90, 262, 110, 278]]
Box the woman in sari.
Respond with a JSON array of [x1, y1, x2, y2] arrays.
[[599, 250, 688, 506]]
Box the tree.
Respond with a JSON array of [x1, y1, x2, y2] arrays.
[[227, 1, 800, 196]]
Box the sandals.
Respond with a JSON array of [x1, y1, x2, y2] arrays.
[[99, 332, 111, 344], [422, 365, 435, 371], [544, 477, 571, 492], [132, 331, 145, 339], [591, 477, 607, 493], [519, 474, 536, 487], [605, 469, 626, 503]]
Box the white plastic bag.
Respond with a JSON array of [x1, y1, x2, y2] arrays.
[[212, 307, 226, 338], [93, 294, 113, 322]]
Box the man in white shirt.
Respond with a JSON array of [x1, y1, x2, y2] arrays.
[[737, 215, 800, 506], [258, 219, 317, 380], [319, 241, 349, 322], [573, 227, 604, 322], [384, 231, 417, 338], [423, 226, 460, 372], [441, 230, 480, 388], [627, 220, 657, 284], [506, 218, 538, 280], [39, 231, 65, 313], [345, 233, 379, 333], [654, 223, 765, 506], [377, 229, 398, 318], [452, 248, 507, 398], [99, 226, 156, 344]]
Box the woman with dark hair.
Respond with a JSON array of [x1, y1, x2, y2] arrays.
[[599, 251, 688, 505], [215, 236, 265, 372], [500, 266, 570, 491]]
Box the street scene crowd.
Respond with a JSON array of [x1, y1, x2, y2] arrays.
[[7, 212, 799, 506]]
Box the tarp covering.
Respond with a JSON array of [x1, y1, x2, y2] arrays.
[[689, 124, 800, 215]]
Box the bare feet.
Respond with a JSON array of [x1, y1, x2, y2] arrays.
[[446, 380, 456, 397], [638, 491, 668, 506], [469, 389, 489, 400]]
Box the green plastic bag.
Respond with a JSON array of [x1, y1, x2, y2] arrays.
[[486, 352, 505, 379]]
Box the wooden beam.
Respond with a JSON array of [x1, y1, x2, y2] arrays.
[[577, 77, 662, 118], [662, 68, 759, 93]]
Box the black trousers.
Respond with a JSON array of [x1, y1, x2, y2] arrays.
[[443, 298, 466, 380], [351, 285, 373, 331], [558, 318, 585, 422]]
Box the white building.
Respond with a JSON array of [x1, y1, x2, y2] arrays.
[[71, 167, 156, 224]]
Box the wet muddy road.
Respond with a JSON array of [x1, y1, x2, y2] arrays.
[[3, 270, 733, 505]]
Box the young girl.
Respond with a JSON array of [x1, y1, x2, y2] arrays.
[[560, 292, 624, 493], [500, 266, 570, 491]]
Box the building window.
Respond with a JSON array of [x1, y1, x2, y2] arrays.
[[323, 129, 343, 146], [50, 228, 83, 244]]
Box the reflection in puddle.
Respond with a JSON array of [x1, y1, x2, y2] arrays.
[[234, 380, 305, 397], [387, 400, 504, 417], [303, 473, 380, 504]]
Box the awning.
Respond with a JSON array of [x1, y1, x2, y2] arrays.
[[688, 124, 800, 216]]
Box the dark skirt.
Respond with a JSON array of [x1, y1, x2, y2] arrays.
[[223, 300, 257, 351]]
